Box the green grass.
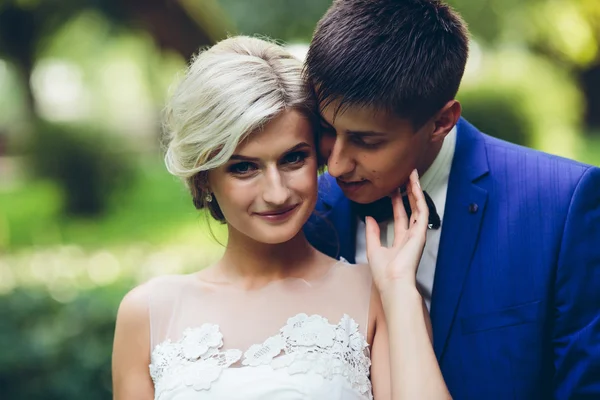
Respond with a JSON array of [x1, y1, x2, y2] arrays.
[[0, 157, 224, 251]]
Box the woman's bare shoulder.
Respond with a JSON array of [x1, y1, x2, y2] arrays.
[[117, 274, 189, 320]]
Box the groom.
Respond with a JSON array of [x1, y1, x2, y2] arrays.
[[303, 0, 600, 399]]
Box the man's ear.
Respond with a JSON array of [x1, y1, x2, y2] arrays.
[[430, 100, 461, 143]]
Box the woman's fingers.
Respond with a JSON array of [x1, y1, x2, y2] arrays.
[[365, 216, 381, 263], [407, 188, 419, 229], [407, 170, 429, 232], [392, 190, 408, 231]]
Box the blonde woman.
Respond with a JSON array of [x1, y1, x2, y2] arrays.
[[112, 36, 450, 400]]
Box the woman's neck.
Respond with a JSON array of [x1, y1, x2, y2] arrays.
[[215, 229, 325, 289]]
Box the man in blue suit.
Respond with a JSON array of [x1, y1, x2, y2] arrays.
[[303, 0, 600, 398]]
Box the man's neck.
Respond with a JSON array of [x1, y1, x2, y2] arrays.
[[418, 125, 457, 192], [418, 141, 444, 188]]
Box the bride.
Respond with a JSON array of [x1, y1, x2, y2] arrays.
[[112, 36, 450, 400]]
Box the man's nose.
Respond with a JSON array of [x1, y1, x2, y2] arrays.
[[326, 138, 355, 178], [262, 167, 290, 205]]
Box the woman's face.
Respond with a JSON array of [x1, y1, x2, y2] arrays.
[[208, 109, 318, 244]]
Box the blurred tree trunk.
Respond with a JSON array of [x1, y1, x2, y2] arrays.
[[0, 5, 38, 126], [120, 0, 231, 60]]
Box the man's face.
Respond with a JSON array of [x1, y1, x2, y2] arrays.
[[319, 102, 435, 204]]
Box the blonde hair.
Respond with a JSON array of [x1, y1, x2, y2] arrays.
[[163, 36, 316, 220]]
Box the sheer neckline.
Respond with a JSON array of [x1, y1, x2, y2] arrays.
[[187, 259, 347, 293], [146, 258, 373, 399]]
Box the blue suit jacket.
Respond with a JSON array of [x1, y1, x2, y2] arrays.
[[304, 118, 600, 399]]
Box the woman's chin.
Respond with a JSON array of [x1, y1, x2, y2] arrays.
[[254, 228, 302, 245], [243, 219, 305, 245], [247, 209, 312, 244]]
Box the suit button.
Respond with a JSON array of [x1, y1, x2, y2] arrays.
[[469, 203, 478, 213]]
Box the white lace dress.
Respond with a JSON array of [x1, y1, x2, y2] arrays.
[[147, 261, 374, 399]]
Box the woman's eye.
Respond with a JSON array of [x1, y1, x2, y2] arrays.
[[283, 151, 307, 165], [228, 162, 256, 175]]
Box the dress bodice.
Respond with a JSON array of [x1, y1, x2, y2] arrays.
[[146, 261, 374, 400]]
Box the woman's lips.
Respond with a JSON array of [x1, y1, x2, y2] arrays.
[[254, 204, 300, 222]]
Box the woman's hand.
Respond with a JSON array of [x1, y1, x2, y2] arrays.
[[365, 169, 429, 296], [365, 169, 452, 399]]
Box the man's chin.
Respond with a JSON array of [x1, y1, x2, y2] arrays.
[[342, 190, 382, 204], [338, 180, 370, 201], [341, 185, 396, 204]]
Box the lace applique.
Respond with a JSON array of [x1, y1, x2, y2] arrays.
[[242, 335, 286, 367], [150, 314, 372, 399], [254, 313, 373, 399], [150, 324, 242, 398]]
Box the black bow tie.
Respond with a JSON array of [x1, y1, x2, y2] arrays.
[[350, 191, 441, 229]]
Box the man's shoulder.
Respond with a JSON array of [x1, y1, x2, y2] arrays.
[[482, 132, 592, 173], [316, 172, 346, 208], [317, 172, 338, 191], [457, 119, 599, 205], [459, 118, 594, 180]]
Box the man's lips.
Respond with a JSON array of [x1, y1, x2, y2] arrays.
[[337, 179, 369, 195], [337, 179, 368, 187], [337, 179, 366, 185]]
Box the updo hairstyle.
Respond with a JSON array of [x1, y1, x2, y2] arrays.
[[163, 36, 318, 222]]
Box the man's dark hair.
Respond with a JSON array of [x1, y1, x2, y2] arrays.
[[305, 0, 469, 128]]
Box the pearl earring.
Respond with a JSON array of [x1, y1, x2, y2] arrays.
[[205, 193, 213, 203]]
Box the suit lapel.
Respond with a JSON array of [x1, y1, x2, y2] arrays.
[[431, 118, 489, 361]]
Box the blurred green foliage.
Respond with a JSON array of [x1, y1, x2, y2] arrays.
[[28, 122, 134, 216], [459, 89, 533, 147], [0, 159, 208, 250], [458, 49, 584, 156], [579, 134, 600, 165], [0, 284, 126, 400], [218, 0, 330, 41]]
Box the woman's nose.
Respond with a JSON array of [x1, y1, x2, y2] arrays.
[[262, 167, 290, 205]]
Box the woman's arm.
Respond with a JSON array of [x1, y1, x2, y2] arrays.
[[367, 170, 451, 400], [370, 288, 436, 400], [370, 286, 391, 400], [380, 284, 449, 399], [112, 284, 154, 400]]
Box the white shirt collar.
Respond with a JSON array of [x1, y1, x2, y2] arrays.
[[419, 125, 457, 194]]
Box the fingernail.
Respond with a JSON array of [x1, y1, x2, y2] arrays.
[[414, 169, 421, 188]]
